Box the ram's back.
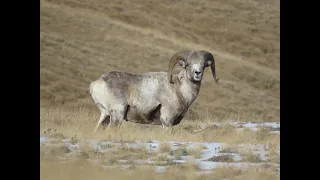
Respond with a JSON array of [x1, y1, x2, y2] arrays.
[[99, 71, 166, 104]]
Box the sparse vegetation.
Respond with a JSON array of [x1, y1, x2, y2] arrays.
[[171, 147, 188, 160], [70, 135, 78, 144], [152, 154, 169, 162], [40, 143, 71, 157], [242, 152, 263, 163], [158, 142, 171, 153], [80, 143, 102, 157], [99, 142, 115, 149], [212, 166, 243, 179], [187, 146, 203, 159], [220, 144, 239, 153]]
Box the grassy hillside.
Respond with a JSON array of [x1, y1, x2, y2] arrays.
[[40, 0, 280, 122]]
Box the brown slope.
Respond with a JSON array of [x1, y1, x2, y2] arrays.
[[40, 0, 280, 121]]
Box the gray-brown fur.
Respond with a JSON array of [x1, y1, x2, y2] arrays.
[[89, 50, 219, 132]]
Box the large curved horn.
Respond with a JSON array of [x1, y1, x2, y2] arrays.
[[168, 50, 193, 84], [199, 50, 219, 83]]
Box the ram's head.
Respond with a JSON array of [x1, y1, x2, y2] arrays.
[[168, 50, 220, 84]]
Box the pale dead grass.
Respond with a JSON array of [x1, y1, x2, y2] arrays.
[[219, 127, 280, 144], [241, 152, 263, 163], [213, 165, 279, 180], [266, 142, 279, 164], [98, 146, 151, 166], [220, 144, 240, 153], [40, 105, 279, 145], [79, 143, 103, 157], [187, 146, 203, 159], [40, 158, 279, 180], [40, 143, 71, 157], [152, 154, 169, 162], [171, 147, 188, 160], [158, 142, 171, 153]]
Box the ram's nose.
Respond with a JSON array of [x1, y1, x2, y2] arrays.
[[195, 71, 201, 75]]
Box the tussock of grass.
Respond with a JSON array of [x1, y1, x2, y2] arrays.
[[80, 143, 102, 157], [171, 147, 188, 160], [187, 146, 203, 159], [100, 144, 151, 164], [242, 152, 263, 163], [167, 157, 199, 172], [152, 154, 169, 162], [255, 128, 273, 141], [70, 135, 78, 144], [158, 142, 171, 153], [224, 127, 280, 144], [220, 145, 239, 153], [201, 124, 237, 141], [116, 143, 149, 155]]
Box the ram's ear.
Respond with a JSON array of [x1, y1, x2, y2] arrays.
[[178, 60, 186, 68]]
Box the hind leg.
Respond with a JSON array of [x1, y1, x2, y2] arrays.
[[93, 102, 110, 132], [101, 115, 111, 129], [93, 112, 110, 132]]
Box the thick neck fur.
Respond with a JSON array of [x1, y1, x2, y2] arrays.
[[172, 70, 201, 107]]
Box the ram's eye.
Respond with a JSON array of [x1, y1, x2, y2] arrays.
[[204, 61, 212, 67]]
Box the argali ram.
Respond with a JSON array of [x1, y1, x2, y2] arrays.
[[89, 50, 219, 132]]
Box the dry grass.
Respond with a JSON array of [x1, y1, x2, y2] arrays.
[[212, 165, 279, 180], [220, 144, 240, 153], [40, 158, 279, 180], [171, 147, 188, 160], [104, 144, 151, 162], [187, 146, 203, 159], [40, 0, 279, 122], [152, 154, 169, 162], [220, 127, 280, 144], [242, 152, 263, 163], [158, 142, 171, 153], [212, 166, 244, 179], [40, 105, 280, 144], [79, 143, 103, 157], [40, 143, 71, 157]]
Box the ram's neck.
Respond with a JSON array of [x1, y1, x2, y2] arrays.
[[175, 71, 201, 107]]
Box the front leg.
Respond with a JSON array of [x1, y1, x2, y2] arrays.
[[160, 108, 176, 134], [161, 122, 174, 134]]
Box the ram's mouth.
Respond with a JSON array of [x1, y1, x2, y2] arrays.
[[193, 75, 202, 81]]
